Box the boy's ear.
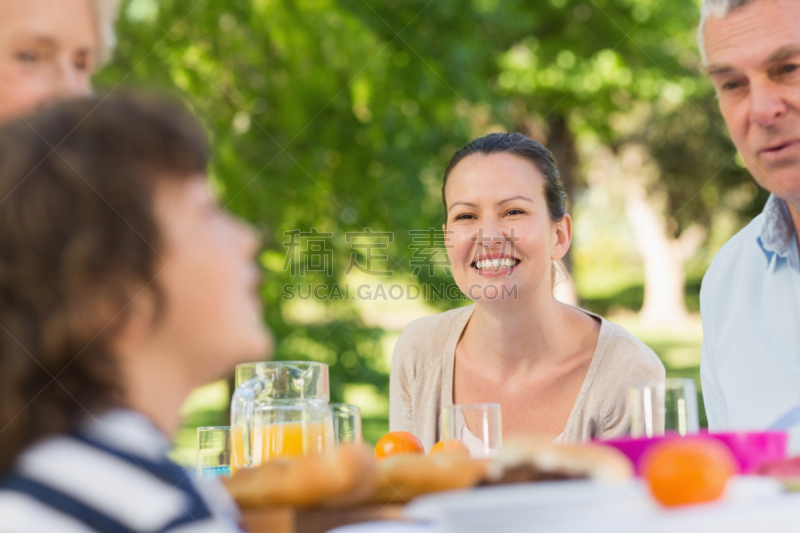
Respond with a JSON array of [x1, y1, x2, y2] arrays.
[[107, 285, 158, 356]]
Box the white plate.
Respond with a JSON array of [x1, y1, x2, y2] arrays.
[[404, 477, 792, 533], [405, 479, 634, 533]]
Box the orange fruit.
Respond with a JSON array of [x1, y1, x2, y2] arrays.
[[429, 439, 470, 457], [374, 431, 424, 461], [642, 439, 736, 507]]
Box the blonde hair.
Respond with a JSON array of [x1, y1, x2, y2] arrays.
[[91, 0, 121, 65]]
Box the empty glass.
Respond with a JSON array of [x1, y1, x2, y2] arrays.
[[441, 403, 502, 459], [330, 403, 362, 445], [665, 378, 699, 436], [630, 381, 664, 438], [232, 404, 334, 470], [630, 378, 699, 438], [196, 426, 231, 479]]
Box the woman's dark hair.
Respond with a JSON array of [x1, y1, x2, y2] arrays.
[[442, 132, 567, 221], [0, 93, 208, 473]]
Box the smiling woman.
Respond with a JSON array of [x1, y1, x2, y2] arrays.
[[389, 133, 665, 452], [443, 133, 568, 300]]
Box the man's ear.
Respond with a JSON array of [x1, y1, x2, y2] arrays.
[[551, 214, 572, 261]]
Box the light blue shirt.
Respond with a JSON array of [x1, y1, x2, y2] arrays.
[[701, 194, 800, 432]]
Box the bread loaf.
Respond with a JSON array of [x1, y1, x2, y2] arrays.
[[223, 444, 378, 508], [369, 452, 488, 503]]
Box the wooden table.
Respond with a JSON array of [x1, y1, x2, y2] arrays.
[[242, 504, 407, 533]]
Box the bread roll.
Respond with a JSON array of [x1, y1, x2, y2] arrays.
[[369, 452, 488, 503], [223, 443, 378, 508]]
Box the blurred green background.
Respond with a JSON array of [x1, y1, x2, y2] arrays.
[[95, 0, 765, 467]]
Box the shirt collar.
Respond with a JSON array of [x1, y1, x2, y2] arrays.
[[757, 194, 799, 271]]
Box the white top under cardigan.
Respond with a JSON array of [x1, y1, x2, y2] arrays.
[[389, 305, 665, 452]]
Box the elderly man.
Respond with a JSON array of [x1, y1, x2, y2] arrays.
[[700, 0, 800, 434], [0, 0, 119, 123]]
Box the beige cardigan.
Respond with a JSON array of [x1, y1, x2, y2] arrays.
[[389, 305, 665, 452]]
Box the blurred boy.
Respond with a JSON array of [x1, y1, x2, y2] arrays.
[[0, 93, 271, 532]]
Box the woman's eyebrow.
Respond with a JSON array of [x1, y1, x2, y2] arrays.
[[449, 196, 533, 210], [498, 195, 533, 205]]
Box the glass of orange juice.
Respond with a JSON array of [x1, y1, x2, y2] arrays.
[[231, 404, 333, 471]]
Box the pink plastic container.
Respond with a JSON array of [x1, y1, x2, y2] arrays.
[[599, 430, 788, 475]]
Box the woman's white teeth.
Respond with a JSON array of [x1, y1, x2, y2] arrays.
[[475, 258, 517, 269]]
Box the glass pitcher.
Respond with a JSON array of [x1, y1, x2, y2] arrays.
[[231, 361, 329, 469]]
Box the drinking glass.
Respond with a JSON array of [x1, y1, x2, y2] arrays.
[[196, 426, 231, 479], [664, 378, 699, 436], [629, 378, 699, 438], [630, 381, 664, 438], [441, 403, 502, 459], [232, 404, 334, 470], [330, 403, 362, 445]]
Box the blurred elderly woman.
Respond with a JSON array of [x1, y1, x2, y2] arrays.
[[0, 93, 272, 531], [0, 0, 120, 123], [390, 133, 665, 452]]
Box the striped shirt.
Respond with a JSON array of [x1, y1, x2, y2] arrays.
[[0, 410, 244, 533]]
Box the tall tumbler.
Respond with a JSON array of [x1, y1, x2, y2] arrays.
[[630, 378, 699, 438], [441, 403, 502, 459]]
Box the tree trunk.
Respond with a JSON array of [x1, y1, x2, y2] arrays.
[[620, 146, 705, 329], [579, 143, 704, 329], [546, 114, 578, 306], [624, 184, 690, 328]]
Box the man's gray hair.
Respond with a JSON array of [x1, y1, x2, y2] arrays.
[[91, 0, 121, 66], [698, 0, 757, 65]]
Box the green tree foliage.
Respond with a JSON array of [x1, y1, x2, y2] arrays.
[[96, 0, 759, 403], [492, 0, 760, 236]]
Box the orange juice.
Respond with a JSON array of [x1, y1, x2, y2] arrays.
[[231, 422, 332, 472]]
